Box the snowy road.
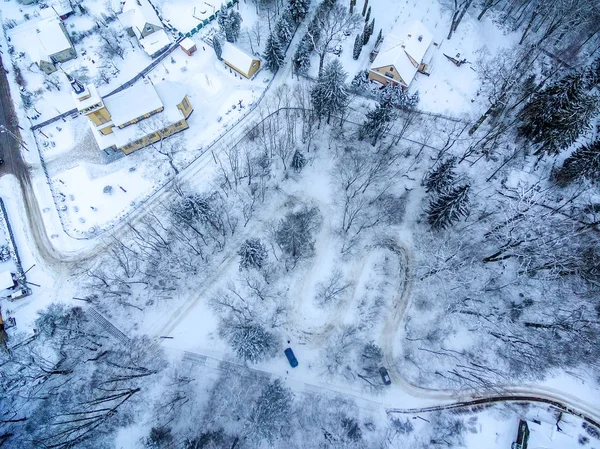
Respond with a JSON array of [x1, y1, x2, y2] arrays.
[[4, 10, 600, 433]]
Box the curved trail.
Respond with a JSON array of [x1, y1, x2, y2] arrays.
[[3, 22, 599, 430]]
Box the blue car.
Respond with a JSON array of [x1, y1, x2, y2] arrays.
[[284, 348, 298, 368]]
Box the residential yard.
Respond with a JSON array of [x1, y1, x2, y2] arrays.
[[306, 0, 519, 118]]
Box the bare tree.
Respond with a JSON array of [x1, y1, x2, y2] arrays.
[[307, 4, 361, 76]]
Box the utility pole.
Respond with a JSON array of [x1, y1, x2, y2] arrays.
[[0, 125, 29, 152]]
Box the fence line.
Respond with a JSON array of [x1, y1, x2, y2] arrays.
[[34, 18, 302, 240], [0, 198, 25, 281]]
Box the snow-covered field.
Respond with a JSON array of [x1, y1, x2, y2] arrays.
[[2, 0, 600, 447]]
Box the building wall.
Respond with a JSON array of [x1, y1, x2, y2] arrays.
[[86, 107, 112, 127], [225, 59, 260, 79], [49, 22, 77, 63], [120, 119, 189, 155], [50, 47, 77, 63], [118, 107, 164, 129], [247, 59, 260, 79], [177, 95, 193, 119], [368, 66, 407, 88], [140, 22, 163, 39], [39, 60, 57, 74]]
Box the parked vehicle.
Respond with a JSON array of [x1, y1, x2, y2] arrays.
[[284, 347, 298, 368], [8, 287, 30, 301], [379, 367, 391, 385]]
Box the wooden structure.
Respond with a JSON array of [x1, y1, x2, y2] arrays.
[[70, 75, 193, 155], [368, 21, 433, 89], [221, 42, 260, 79], [180, 37, 197, 56]]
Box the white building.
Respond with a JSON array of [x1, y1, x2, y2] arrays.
[[368, 21, 434, 88], [119, 0, 171, 58], [11, 10, 77, 74]]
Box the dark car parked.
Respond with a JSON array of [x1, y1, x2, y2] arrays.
[[379, 367, 391, 385], [284, 348, 298, 368]]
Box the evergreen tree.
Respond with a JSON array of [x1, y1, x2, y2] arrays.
[[553, 140, 600, 187], [350, 69, 369, 91], [362, 21, 370, 45], [353, 33, 362, 60], [427, 184, 471, 230], [225, 323, 277, 363], [263, 33, 285, 72], [217, 6, 243, 42], [518, 72, 599, 156], [364, 5, 371, 23], [291, 150, 307, 172], [361, 0, 368, 16], [378, 82, 419, 108], [227, 9, 242, 42], [375, 28, 383, 45], [275, 10, 295, 46], [293, 34, 312, 74], [213, 35, 223, 60], [289, 0, 309, 23], [238, 238, 268, 271], [311, 59, 349, 124], [367, 18, 375, 41], [360, 85, 398, 144], [424, 157, 457, 193], [349, 0, 356, 14]]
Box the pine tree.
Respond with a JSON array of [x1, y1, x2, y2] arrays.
[[375, 28, 383, 46], [350, 69, 369, 91], [349, 0, 356, 14], [213, 35, 223, 60], [553, 140, 600, 187], [291, 150, 307, 172], [427, 184, 471, 230], [311, 59, 349, 124], [378, 82, 419, 108], [293, 34, 312, 74], [238, 238, 268, 271], [367, 18, 375, 41], [289, 0, 309, 23], [263, 33, 285, 72], [361, 0, 368, 17], [218, 7, 242, 43], [424, 157, 457, 193], [360, 86, 398, 144], [364, 5, 371, 23], [518, 72, 599, 156], [584, 56, 600, 89], [275, 10, 295, 46], [353, 33, 362, 60], [362, 22, 370, 45], [227, 10, 242, 42]]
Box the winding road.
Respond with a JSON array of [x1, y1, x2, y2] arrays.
[[1, 19, 599, 435]]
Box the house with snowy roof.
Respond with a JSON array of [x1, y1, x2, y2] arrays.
[[119, 0, 171, 58], [18, 12, 77, 74], [512, 415, 577, 449], [221, 42, 261, 79], [69, 75, 193, 155], [368, 21, 433, 89]]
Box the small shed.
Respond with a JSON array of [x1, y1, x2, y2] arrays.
[[221, 42, 260, 79], [180, 37, 197, 56]]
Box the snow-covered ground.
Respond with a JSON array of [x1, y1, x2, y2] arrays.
[[305, 0, 519, 118]]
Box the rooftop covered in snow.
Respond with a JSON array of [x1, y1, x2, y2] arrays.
[[371, 21, 433, 87], [221, 42, 257, 76], [139, 29, 171, 57], [119, 0, 163, 39], [103, 79, 164, 128]]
